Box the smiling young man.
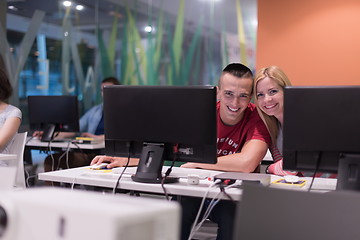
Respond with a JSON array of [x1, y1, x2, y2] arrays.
[[181, 63, 271, 173], [180, 63, 271, 240]]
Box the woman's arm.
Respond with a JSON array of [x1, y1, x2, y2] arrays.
[[0, 117, 21, 150]]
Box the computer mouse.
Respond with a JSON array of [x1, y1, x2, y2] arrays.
[[283, 175, 300, 183], [89, 163, 109, 170]]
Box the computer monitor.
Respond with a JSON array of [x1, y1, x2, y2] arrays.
[[28, 96, 80, 142], [103, 85, 217, 184], [233, 184, 360, 240], [283, 86, 360, 191]]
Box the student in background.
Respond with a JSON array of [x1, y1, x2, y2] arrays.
[[0, 69, 22, 155], [254, 66, 298, 175], [41, 77, 119, 175]]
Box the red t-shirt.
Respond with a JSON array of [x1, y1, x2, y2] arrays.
[[217, 102, 271, 157]]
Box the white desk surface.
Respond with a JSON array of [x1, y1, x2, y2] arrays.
[[26, 138, 105, 150], [38, 166, 337, 201], [0, 154, 17, 161]]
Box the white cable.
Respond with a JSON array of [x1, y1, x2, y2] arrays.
[[189, 191, 222, 239], [24, 166, 30, 188], [187, 179, 221, 240], [65, 140, 71, 169], [48, 142, 55, 187], [57, 151, 68, 169], [188, 181, 240, 239], [71, 176, 77, 190], [49, 142, 54, 171]]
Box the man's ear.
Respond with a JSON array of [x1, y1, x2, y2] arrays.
[[216, 86, 220, 101]]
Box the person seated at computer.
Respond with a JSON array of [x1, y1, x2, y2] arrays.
[[254, 66, 337, 178], [35, 77, 120, 176], [253, 66, 298, 176], [179, 63, 271, 240], [0, 69, 22, 155]]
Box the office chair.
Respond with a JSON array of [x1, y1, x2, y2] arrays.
[[8, 132, 28, 189]]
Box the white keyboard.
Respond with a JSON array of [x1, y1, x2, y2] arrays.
[[111, 166, 218, 179]]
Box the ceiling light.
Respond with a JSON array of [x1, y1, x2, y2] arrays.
[[75, 5, 84, 11], [144, 26, 152, 33], [63, 1, 72, 7]]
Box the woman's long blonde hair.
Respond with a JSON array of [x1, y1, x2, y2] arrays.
[[254, 66, 292, 144]]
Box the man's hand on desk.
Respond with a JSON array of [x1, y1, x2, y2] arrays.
[[32, 131, 76, 140], [90, 155, 139, 169], [180, 162, 202, 169], [32, 131, 43, 139]]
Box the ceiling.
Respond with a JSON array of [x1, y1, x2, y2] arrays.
[[6, 0, 257, 38]]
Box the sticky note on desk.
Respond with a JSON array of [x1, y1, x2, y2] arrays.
[[271, 178, 306, 188]]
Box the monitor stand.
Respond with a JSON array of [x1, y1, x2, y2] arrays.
[[40, 124, 56, 142], [131, 142, 179, 184], [336, 153, 360, 191]]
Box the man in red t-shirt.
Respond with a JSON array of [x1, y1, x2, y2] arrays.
[[180, 63, 271, 240], [181, 63, 271, 172]]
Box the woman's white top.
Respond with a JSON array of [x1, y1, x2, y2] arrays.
[[0, 104, 22, 154]]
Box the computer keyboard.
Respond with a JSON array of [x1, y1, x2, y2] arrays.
[[84, 166, 221, 181], [111, 166, 218, 179]]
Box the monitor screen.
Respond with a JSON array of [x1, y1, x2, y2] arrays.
[[28, 96, 80, 142], [103, 85, 217, 183], [283, 86, 360, 191]]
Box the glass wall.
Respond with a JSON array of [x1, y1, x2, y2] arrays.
[[2, 0, 257, 129]]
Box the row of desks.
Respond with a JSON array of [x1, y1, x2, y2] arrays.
[[27, 138, 337, 199]]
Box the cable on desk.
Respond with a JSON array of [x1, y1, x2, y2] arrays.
[[192, 197, 222, 237], [47, 141, 57, 187], [52, 140, 72, 170], [187, 179, 221, 240], [25, 135, 34, 145], [48, 141, 55, 168], [70, 141, 85, 154], [56, 151, 68, 169], [71, 176, 77, 190], [47, 136, 63, 171], [188, 181, 239, 239], [161, 144, 179, 200], [308, 151, 323, 192], [25, 172, 37, 188], [218, 181, 236, 202], [112, 142, 132, 195], [23, 166, 33, 188], [65, 140, 71, 169]]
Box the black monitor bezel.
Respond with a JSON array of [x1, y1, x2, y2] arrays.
[[103, 85, 218, 183]]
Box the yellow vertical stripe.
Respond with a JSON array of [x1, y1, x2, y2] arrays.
[[236, 0, 248, 66]]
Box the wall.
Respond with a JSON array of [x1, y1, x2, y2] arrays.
[[257, 0, 360, 85]]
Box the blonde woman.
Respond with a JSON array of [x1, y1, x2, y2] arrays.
[[254, 66, 297, 176]]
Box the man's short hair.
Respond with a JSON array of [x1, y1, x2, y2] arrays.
[[222, 63, 253, 79], [102, 77, 120, 85], [218, 63, 253, 91]]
